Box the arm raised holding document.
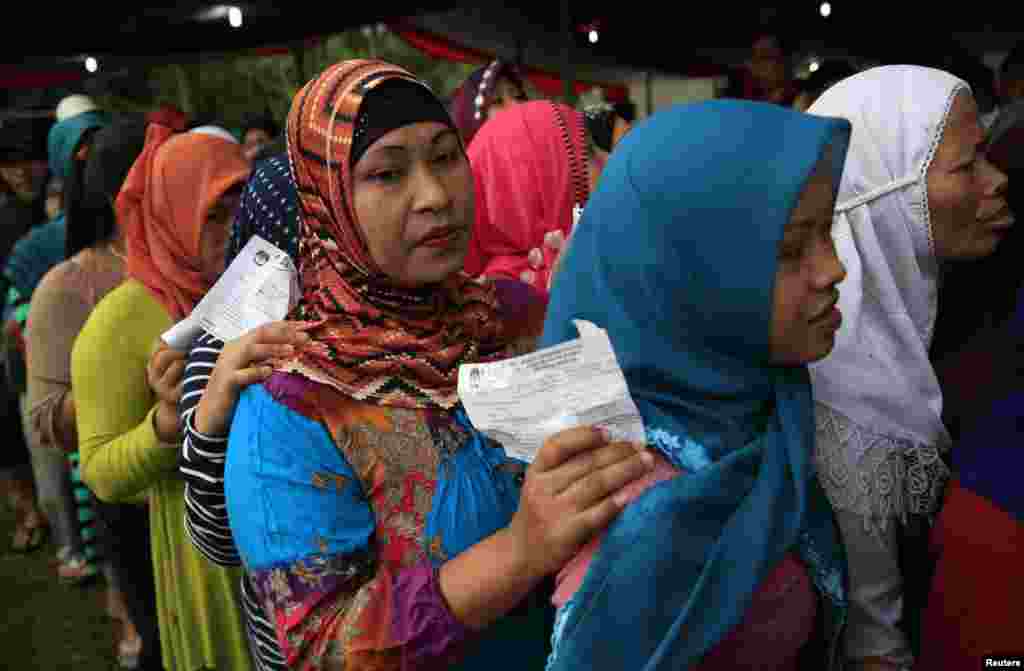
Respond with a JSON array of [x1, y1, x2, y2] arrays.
[[193, 321, 310, 437]]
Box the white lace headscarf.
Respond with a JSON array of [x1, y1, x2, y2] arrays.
[[808, 65, 968, 452]]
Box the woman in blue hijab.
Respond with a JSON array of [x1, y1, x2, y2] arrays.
[[542, 100, 851, 670], [4, 106, 109, 322]]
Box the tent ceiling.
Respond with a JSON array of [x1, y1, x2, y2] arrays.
[[2, 3, 454, 62], [2, 3, 1020, 79]]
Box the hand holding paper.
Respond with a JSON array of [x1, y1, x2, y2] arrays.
[[194, 321, 310, 436], [161, 235, 300, 350], [458, 319, 645, 463]]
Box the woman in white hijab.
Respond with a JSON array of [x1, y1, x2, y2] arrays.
[[808, 65, 1010, 670]]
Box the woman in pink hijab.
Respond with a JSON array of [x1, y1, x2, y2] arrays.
[[465, 100, 602, 293]]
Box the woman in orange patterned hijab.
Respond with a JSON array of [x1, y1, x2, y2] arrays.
[[223, 60, 652, 670], [275, 60, 510, 409]]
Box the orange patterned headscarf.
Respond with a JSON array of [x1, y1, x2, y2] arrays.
[[276, 60, 507, 409], [117, 124, 250, 321]]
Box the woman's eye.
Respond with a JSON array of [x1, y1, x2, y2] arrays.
[[779, 245, 803, 261], [370, 169, 402, 183], [777, 235, 807, 261]]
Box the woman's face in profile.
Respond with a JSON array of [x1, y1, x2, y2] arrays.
[[927, 93, 1012, 261], [199, 188, 242, 284], [769, 157, 847, 365]]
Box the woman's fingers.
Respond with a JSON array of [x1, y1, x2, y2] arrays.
[[532, 426, 608, 473], [246, 321, 311, 347], [221, 322, 310, 369], [560, 450, 654, 510], [148, 345, 184, 381], [159, 359, 186, 402], [567, 497, 627, 546], [232, 366, 274, 388], [546, 441, 641, 494], [241, 343, 296, 364]]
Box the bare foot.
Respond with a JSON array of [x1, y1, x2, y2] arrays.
[[11, 509, 49, 553]]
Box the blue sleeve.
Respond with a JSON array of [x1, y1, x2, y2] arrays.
[[224, 383, 376, 571]]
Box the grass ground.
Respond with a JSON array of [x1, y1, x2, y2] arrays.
[[0, 503, 115, 670]]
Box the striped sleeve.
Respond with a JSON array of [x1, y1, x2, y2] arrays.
[[178, 330, 240, 565], [242, 574, 288, 671]]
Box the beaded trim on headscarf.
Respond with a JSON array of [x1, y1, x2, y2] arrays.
[[474, 60, 504, 121], [277, 59, 508, 410], [551, 101, 591, 226]]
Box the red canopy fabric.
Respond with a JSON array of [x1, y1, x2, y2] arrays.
[[0, 65, 85, 89], [390, 23, 630, 103]]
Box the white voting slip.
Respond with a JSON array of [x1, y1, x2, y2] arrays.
[[161, 235, 300, 350], [458, 319, 645, 463]]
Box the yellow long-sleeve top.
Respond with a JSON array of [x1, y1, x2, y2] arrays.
[[72, 279, 252, 671]]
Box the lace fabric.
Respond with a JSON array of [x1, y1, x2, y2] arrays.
[[815, 403, 949, 541]]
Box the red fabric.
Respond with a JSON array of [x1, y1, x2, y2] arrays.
[[117, 125, 250, 320], [277, 60, 508, 410], [524, 70, 628, 103], [917, 479, 1024, 670], [4, 319, 25, 354], [553, 456, 679, 606], [389, 24, 629, 103], [465, 101, 587, 293], [0, 66, 85, 89], [146, 105, 188, 132]]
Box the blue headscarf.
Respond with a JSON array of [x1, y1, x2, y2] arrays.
[[47, 110, 109, 181], [3, 218, 66, 318], [225, 153, 300, 265], [541, 100, 851, 669]]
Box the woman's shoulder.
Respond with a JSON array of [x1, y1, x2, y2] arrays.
[[76, 280, 165, 351], [33, 258, 83, 301], [232, 376, 386, 475], [244, 372, 393, 433]]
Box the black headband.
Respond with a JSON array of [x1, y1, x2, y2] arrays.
[[351, 79, 455, 166]]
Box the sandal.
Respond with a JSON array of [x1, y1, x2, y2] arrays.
[[117, 634, 142, 669], [58, 554, 100, 586], [50, 545, 73, 567]]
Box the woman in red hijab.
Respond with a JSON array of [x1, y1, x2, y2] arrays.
[[465, 100, 602, 294]]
